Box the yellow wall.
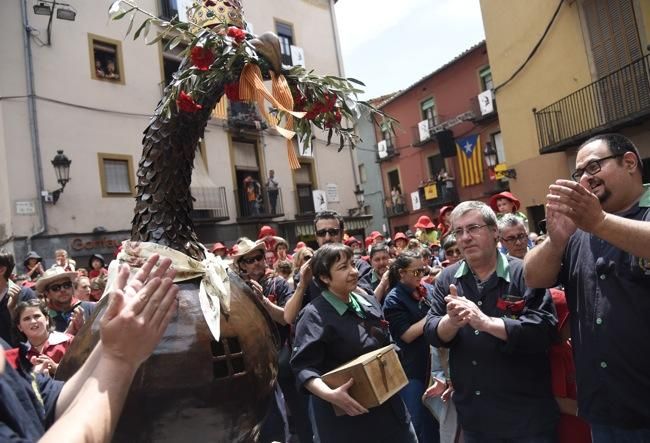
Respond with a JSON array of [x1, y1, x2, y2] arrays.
[[479, 0, 595, 206]]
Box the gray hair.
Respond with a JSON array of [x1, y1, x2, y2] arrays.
[[450, 201, 497, 228], [497, 213, 528, 234]]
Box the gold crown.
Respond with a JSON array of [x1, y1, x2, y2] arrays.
[[190, 0, 246, 29]]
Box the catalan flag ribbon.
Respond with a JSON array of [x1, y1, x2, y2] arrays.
[[456, 134, 484, 187]]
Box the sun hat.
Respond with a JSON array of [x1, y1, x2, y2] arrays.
[[489, 192, 521, 212], [35, 267, 78, 293], [231, 238, 266, 264], [414, 215, 435, 229], [23, 251, 42, 267]]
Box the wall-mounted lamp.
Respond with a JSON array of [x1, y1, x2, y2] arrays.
[[42, 150, 71, 204], [33, 2, 52, 15], [353, 185, 365, 210], [484, 141, 498, 168], [31, 0, 76, 46]]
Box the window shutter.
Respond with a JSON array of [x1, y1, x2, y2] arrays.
[[103, 159, 131, 193]]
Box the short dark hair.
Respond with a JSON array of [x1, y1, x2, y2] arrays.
[[388, 250, 422, 287], [580, 133, 643, 172], [441, 234, 457, 250], [369, 242, 389, 259], [0, 249, 15, 280], [311, 243, 352, 288], [313, 210, 344, 232], [14, 299, 52, 341]]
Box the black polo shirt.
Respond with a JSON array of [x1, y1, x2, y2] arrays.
[[425, 252, 559, 439], [558, 186, 650, 428], [261, 275, 293, 345]]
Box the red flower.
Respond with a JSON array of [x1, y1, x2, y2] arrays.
[[227, 26, 246, 43], [334, 110, 342, 123], [224, 82, 240, 101], [190, 46, 215, 71], [176, 91, 203, 113]]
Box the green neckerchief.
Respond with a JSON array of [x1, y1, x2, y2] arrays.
[[322, 290, 370, 318], [454, 250, 511, 283], [371, 270, 380, 285], [638, 184, 650, 208]]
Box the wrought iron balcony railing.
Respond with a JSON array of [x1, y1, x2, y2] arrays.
[[534, 54, 650, 152], [235, 186, 284, 219]]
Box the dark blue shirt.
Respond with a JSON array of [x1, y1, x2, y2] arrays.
[[0, 338, 64, 441], [383, 282, 432, 382], [558, 188, 650, 428], [261, 275, 294, 345], [48, 300, 96, 333], [425, 253, 558, 439]]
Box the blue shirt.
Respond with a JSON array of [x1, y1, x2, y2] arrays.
[[558, 185, 650, 428], [383, 282, 432, 382]]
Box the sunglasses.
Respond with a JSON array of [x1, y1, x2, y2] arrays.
[[404, 268, 428, 277], [241, 254, 265, 265], [47, 281, 73, 292], [315, 228, 340, 237]]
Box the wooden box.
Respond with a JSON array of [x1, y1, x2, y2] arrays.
[[321, 344, 408, 415]]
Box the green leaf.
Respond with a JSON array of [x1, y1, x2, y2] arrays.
[[327, 128, 333, 146], [168, 35, 183, 50], [133, 18, 148, 40], [347, 77, 366, 86], [111, 7, 135, 21], [124, 12, 136, 38], [108, 0, 122, 18]]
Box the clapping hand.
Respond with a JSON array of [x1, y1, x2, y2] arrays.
[[100, 254, 178, 368], [445, 284, 488, 330]]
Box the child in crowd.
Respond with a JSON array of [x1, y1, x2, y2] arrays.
[[489, 191, 528, 224]]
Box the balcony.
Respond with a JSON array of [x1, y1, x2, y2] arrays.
[[534, 54, 650, 153], [190, 186, 229, 223], [386, 193, 408, 217], [227, 101, 268, 133], [235, 186, 284, 219], [377, 140, 399, 162], [418, 181, 458, 209]]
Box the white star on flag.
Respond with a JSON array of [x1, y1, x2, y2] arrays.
[[463, 141, 473, 155]]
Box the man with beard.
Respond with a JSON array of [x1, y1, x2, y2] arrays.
[[283, 211, 372, 324], [525, 133, 650, 441]]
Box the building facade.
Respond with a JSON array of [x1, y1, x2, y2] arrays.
[[480, 0, 650, 231], [375, 41, 506, 236], [0, 0, 369, 267]]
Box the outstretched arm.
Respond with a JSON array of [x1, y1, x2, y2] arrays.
[[47, 254, 178, 443]]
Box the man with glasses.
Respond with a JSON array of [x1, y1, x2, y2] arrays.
[[425, 201, 558, 442], [35, 268, 95, 333], [498, 213, 529, 259], [525, 133, 650, 441], [284, 210, 372, 324]]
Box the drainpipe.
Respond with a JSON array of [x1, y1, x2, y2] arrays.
[[21, 0, 47, 251]]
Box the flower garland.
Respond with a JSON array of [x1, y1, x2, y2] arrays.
[[108, 0, 395, 156]]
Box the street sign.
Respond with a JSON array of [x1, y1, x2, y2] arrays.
[[15, 200, 36, 215]]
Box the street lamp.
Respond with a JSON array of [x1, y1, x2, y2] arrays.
[[30, 0, 77, 46], [484, 141, 498, 168], [353, 185, 365, 209], [42, 150, 71, 204]]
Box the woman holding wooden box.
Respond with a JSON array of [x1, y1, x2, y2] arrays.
[[290, 243, 417, 443]]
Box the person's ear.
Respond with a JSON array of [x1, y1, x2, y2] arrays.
[[622, 152, 638, 173], [320, 275, 331, 286]]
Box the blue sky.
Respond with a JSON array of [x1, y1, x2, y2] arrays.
[[334, 0, 486, 99]]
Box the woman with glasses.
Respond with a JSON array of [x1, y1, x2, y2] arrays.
[[383, 251, 438, 443], [441, 234, 462, 267], [290, 244, 417, 443], [6, 299, 73, 376]]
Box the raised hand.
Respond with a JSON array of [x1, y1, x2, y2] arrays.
[[64, 306, 86, 336], [100, 254, 178, 368], [326, 378, 369, 416], [547, 179, 603, 234], [423, 377, 447, 398]]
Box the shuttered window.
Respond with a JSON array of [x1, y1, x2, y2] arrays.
[[98, 153, 134, 197], [233, 141, 259, 170]]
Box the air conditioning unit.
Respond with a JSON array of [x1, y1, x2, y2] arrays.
[[418, 119, 430, 142]]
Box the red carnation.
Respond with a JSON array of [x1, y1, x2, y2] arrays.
[[334, 110, 342, 123], [176, 91, 203, 113], [227, 26, 246, 43], [190, 46, 215, 71], [224, 82, 240, 101]]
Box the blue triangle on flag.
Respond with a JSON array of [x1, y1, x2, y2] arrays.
[[456, 134, 479, 159]]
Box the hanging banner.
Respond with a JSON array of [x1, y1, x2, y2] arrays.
[[424, 184, 438, 200], [411, 191, 421, 211]]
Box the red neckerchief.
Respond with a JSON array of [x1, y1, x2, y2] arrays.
[[411, 285, 432, 309], [496, 296, 525, 315]]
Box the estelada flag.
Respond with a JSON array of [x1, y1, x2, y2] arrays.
[[456, 134, 484, 187]]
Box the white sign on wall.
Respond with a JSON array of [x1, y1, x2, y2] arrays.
[[312, 190, 328, 212], [15, 200, 36, 215], [478, 89, 495, 115], [411, 191, 421, 211], [326, 184, 339, 202], [290, 45, 305, 67], [418, 119, 430, 142], [377, 140, 388, 158]]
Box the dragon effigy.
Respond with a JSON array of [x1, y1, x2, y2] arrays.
[[56, 1, 393, 441]]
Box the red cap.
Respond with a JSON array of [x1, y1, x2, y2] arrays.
[[211, 242, 226, 253], [370, 231, 384, 240], [489, 192, 521, 212], [293, 241, 306, 252], [393, 232, 408, 242], [364, 236, 373, 247], [345, 236, 361, 247], [258, 225, 276, 239], [414, 215, 435, 229], [439, 206, 454, 218]]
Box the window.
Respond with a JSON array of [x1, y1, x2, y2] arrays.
[[275, 21, 294, 66], [159, 0, 177, 20], [479, 66, 493, 91], [160, 38, 186, 90], [420, 98, 436, 127], [210, 337, 246, 379], [491, 131, 506, 163], [382, 129, 394, 149], [427, 154, 444, 180], [359, 164, 367, 184], [295, 161, 316, 215], [97, 153, 135, 197], [88, 34, 124, 84]]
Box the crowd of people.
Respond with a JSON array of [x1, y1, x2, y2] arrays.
[[1, 133, 649, 442]]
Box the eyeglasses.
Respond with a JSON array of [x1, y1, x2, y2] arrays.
[[404, 267, 428, 277], [501, 233, 528, 244], [315, 228, 340, 237], [452, 224, 489, 238], [47, 281, 73, 292], [571, 154, 622, 181], [445, 248, 462, 256], [241, 254, 265, 265]]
